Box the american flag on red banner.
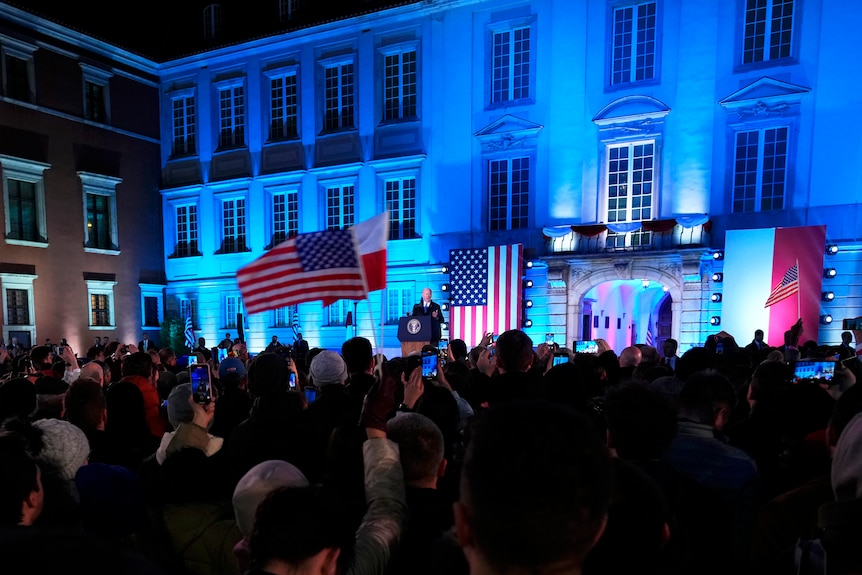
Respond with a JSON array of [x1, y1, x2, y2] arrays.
[[237, 228, 367, 314], [449, 244, 523, 347], [764, 262, 799, 308]]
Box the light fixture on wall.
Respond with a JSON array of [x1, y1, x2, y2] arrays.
[[822, 291, 835, 302], [826, 245, 839, 255], [441, 302, 449, 311], [523, 279, 534, 289], [712, 272, 723, 282], [441, 283, 450, 292], [709, 316, 721, 326], [824, 268, 837, 278], [441, 265, 450, 273], [713, 251, 724, 260], [525, 261, 534, 269], [820, 314, 833, 325], [523, 318, 533, 328], [711, 293, 722, 302], [524, 300, 533, 308]]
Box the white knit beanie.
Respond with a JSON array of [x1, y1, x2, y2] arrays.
[[33, 418, 90, 481]]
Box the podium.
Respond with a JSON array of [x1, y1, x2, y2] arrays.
[[398, 315, 431, 357]]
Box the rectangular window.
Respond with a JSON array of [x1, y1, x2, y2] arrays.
[[384, 50, 417, 121], [732, 126, 788, 213], [606, 141, 654, 223], [323, 63, 355, 131], [5, 54, 29, 102], [7, 179, 39, 242], [86, 193, 112, 249], [220, 198, 247, 253], [90, 294, 110, 327], [80, 173, 120, 254], [386, 284, 413, 324], [491, 27, 530, 104], [219, 86, 245, 148], [172, 96, 196, 156], [2, 157, 48, 245], [6, 288, 29, 325], [180, 298, 198, 328], [488, 157, 530, 231], [743, 0, 794, 64], [385, 177, 417, 240], [326, 184, 355, 230], [274, 306, 291, 328], [174, 204, 199, 257], [326, 300, 352, 326], [270, 74, 299, 140], [84, 81, 107, 123], [611, 2, 657, 85], [224, 295, 246, 329], [270, 189, 299, 247], [144, 296, 160, 327]]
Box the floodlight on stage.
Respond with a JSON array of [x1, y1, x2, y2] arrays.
[[822, 291, 835, 302], [712, 272, 723, 282], [713, 251, 724, 260], [441, 283, 450, 292], [441, 265, 450, 273], [523, 318, 533, 328], [826, 245, 839, 255], [709, 316, 721, 326], [820, 314, 833, 325], [523, 279, 534, 289], [824, 268, 837, 278], [711, 293, 722, 302]]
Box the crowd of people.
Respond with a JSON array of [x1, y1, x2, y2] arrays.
[[1, 321, 862, 575]]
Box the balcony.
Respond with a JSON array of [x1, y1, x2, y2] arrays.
[[546, 219, 711, 255]]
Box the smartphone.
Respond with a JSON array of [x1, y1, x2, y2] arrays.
[[794, 360, 836, 382], [217, 347, 228, 362], [546, 333, 555, 345], [574, 340, 599, 354], [716, 341, 724, 355], [188, 354, 198, 365], [552, 351, 568, 366], [303, 386, 318, 403], [438, 339, 449, 359], [190, 364, 212, 404], [421, 350, 437, 378], [289, 372, 297, 389], [843, 317, 862, 330]]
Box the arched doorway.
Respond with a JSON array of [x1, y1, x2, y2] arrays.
[[564, 260, 683, 355]]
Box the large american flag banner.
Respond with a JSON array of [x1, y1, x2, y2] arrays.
[[237, 229, 367, 314], [449, 244, 523, 347]]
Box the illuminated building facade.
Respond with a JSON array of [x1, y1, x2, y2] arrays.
[[4, 0, 862, 355], [0, 3, 164, 353]]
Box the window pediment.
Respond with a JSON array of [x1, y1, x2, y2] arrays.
[[474, 114, 543, 152], [719, 76, 810, 118], [593, 95, 670, 131]]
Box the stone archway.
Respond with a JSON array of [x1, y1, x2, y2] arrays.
[[563, 257, 684, 352]]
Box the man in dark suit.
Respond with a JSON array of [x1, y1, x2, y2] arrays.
[[293, 332, 309, 364], [411, 287, 445, 347], [138, 333, 156, 351]]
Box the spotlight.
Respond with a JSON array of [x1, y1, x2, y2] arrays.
[[712, 272, 723, 282], [641, 279, 650, 289], [711, 293, 722, 302], [523, 318, 533, 328], [824, 268, 837, 278], [441, 283, 450, 292], [526, 261, 534, 269], [827, 245, 839, 255], [523, 279, 534, 289], [524, 300, 533, 308], [820, 314, 833, 325], [709, 316, 721, 326], [441, 322, 448, 330], [441, 265, 450, 273], [713, 252, 724, 260], [822, 291, 835, 302], [441, 302, 449, 311]]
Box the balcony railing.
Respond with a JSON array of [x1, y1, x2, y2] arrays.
[[546, 219, 711, 255]]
